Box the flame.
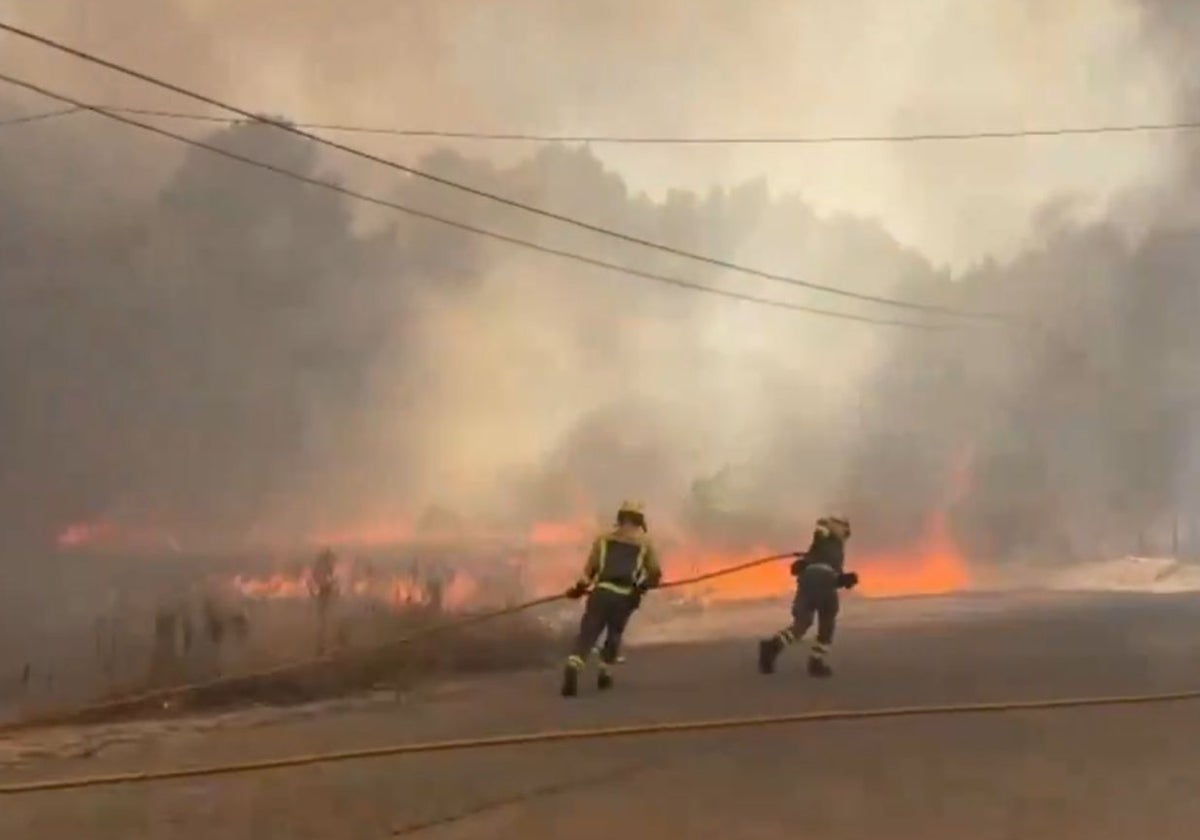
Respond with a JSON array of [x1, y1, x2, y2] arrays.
[[848, 445, 975, 598], [854, 510, 970, 598], [56, 518, 181, 553], [227, 555, 480, 612], [59, 453, 977, 609], [57, 519, 118, 548], [664, 544, 791, 604], [229, 573, 310, 600]]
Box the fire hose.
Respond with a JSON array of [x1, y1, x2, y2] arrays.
[[3, 551, 1200, 796], [3, 688, 1200, 795], [0, 551, 796, 736]]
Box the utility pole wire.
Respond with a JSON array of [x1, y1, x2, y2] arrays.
[[0, 20, 1011, 323], [10, 102, 1200, 146], [0, 70, 951, 331], [0, 105, 80, 127]]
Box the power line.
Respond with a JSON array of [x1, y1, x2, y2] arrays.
[[0, 19, 1008, 324], [0, 71, 949, 332], [0, 104, 80, 127], [12, 101, 1200, 146]]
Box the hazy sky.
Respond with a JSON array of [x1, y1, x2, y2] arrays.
[[0, 0, 1184, 268]]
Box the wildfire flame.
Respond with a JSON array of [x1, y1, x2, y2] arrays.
[[56, 451, 977, 609], [853, 511, 970, 597], [227, 556, 480, 612], [56, 518, 181, 553]]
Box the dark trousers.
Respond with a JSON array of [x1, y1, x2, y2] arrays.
[[569, 588, 635, 666], [779, 566, 840, 654]]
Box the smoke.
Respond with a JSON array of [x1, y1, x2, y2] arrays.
[[0, 0, 1197, 575], [832, 0, 1200, 562]]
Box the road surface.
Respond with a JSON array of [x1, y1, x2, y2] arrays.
[[2, 591, 1200, 839]]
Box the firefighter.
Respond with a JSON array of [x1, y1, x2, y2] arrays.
[[561, 501, 662, 697], [758, 515, 858, 678]]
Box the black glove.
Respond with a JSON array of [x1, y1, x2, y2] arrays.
[[565, 582, 589, 600], [837, 571, 859, 590], [629, 582, 651, 609]]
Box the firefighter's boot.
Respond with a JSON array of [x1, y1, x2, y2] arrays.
[[597, 666, 614, 692], [807, 655, 833, 678], [561, 657, 582, 697], [758, 637, 783, 675]]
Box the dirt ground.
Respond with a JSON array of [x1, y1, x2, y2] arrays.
[[2, 590, 1200, 839]]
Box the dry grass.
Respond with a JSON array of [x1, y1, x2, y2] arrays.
[[46, 599, 571, 728], [173, 609, 568, 712]]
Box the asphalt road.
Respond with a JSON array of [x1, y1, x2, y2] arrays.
[[2, 591, 1200, 839]]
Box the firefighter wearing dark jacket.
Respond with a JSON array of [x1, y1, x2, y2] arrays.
[[758, 515, 858, 678], [561, 501, 662, 697]]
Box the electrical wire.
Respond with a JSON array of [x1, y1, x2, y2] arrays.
[[0, 70, 951, 332], [0, 104, 80, 127], [9, 101, 1200, 145], [0, 20, 1012, 323]]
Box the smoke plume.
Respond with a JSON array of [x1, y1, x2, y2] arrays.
[[0, 0, 1197, 574]]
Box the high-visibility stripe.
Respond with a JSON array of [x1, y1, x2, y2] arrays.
[[566, 655, 585, 669], [596, 581, 634, 595], [592, 537, 647, 594], [633, 543, 647, 585]]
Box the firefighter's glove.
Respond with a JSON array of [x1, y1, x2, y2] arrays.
[[629, 582, 652, 608], [565, 582, 589, 600], [837, 571, 860, 590]]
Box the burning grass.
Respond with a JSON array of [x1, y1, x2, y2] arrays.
[[39, 489, 977, 728]]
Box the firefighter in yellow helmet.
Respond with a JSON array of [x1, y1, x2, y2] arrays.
[[561, 500, 662, 697], [758, 515, 858, 678]]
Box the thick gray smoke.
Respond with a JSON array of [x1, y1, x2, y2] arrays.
[[1, 0, 1198, 574], [0, 108, 901, 551], [822, 0, 1200, 564]]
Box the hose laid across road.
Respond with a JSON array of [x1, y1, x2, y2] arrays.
[[3, 688, 1199, 795], [0, 551, 797, 736]]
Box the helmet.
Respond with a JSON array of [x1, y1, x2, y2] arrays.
[[817, 516, 851, 540], [616, 500, 647, 530]]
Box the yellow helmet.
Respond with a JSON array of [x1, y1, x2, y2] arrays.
[[616, 500, 647, 530], [618, 500, 644, 516]]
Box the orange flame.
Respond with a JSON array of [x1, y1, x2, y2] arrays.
[[56, 518, 180, 553], [854, 511, 971, 598], [665, 544, 791, 604], [229, 573, 310, 600], [60, 456, 977, 608], [57, 519, 118, 548], [227, 555, 480, 612]]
